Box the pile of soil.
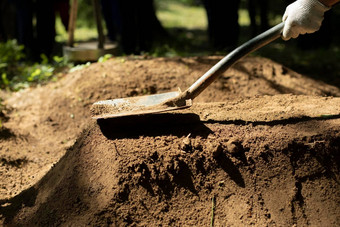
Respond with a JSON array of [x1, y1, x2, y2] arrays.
[[0, 56, 339, 226]]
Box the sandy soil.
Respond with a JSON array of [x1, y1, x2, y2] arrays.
[[0, 56, 339, 226]]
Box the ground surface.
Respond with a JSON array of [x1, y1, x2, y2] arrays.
[[0, 56, 339, 226]]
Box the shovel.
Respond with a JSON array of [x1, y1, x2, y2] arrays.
[[91, 22, 284, 119]]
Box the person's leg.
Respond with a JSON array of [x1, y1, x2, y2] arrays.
[[203, 0, 240, 50], [248, 0, 257, 36], [101, 0, 117, 41], [13, 0, 34, 56], [55, 0, 70, 31], [0, 0, 5, 41], [135, 0, 157, 52], [118, 0, 138, 54], [259, 0, 269, 32], [36, 0, 56, 57]]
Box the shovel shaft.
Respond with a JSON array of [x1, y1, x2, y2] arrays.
[[67, 0, 78, 47], [184, 22, 284, 100]]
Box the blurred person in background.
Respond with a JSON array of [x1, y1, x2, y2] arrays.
[[0, 0, 16, 42], [11, 0, 69, 60], [12, 0, 55, 60], [101, 0, 120, 42], [248, 0, 269, 36], [203, 0, 240, 51], [55, 0, 70, 31], [101, 0, 166, 54]]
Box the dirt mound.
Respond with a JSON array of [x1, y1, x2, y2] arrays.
[[2, 97, 340, 226], [1, 56, 340, 226]]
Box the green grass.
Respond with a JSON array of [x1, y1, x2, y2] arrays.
[[55, 17, 102, 43], [156, 2, 207, 29]]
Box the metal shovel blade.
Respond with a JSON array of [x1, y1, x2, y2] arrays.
[[91, 91, 192, 119]]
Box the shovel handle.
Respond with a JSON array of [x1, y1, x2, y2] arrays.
[[67, 0, 78, 47], [183, 22, 284, 100]]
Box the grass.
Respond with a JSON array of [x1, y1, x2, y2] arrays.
[[55, 17, 102, 43], [210, 196, 215, 227], [156, 2, 208, 29]]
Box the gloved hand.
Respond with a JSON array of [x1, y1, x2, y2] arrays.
[[282, 0, 331, 40]]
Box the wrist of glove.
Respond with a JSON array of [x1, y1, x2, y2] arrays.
[[282, 0, 331, 40]]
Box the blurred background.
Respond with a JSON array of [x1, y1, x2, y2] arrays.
[[0, 0, 339, 90]]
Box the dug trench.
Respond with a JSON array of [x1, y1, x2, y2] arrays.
[[0, 56, 339, 226]]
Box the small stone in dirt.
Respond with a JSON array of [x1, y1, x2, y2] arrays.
[[226, 138, 243, 155], [180, 134, 192, 152], [206, 141, 223, 158]]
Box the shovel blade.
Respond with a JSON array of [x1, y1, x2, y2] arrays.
[[91, 91, 192, 119]]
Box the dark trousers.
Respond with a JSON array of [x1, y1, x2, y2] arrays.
[[101, 0, 160, 54], [248, 0, 269, 36], [203, 0, 240, 50], [13, 0, 55, 59]]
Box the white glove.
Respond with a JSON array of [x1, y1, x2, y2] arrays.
[[282, 0, 330, 40]]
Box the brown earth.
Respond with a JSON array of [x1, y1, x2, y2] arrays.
[[0, 56, 339, 226]]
